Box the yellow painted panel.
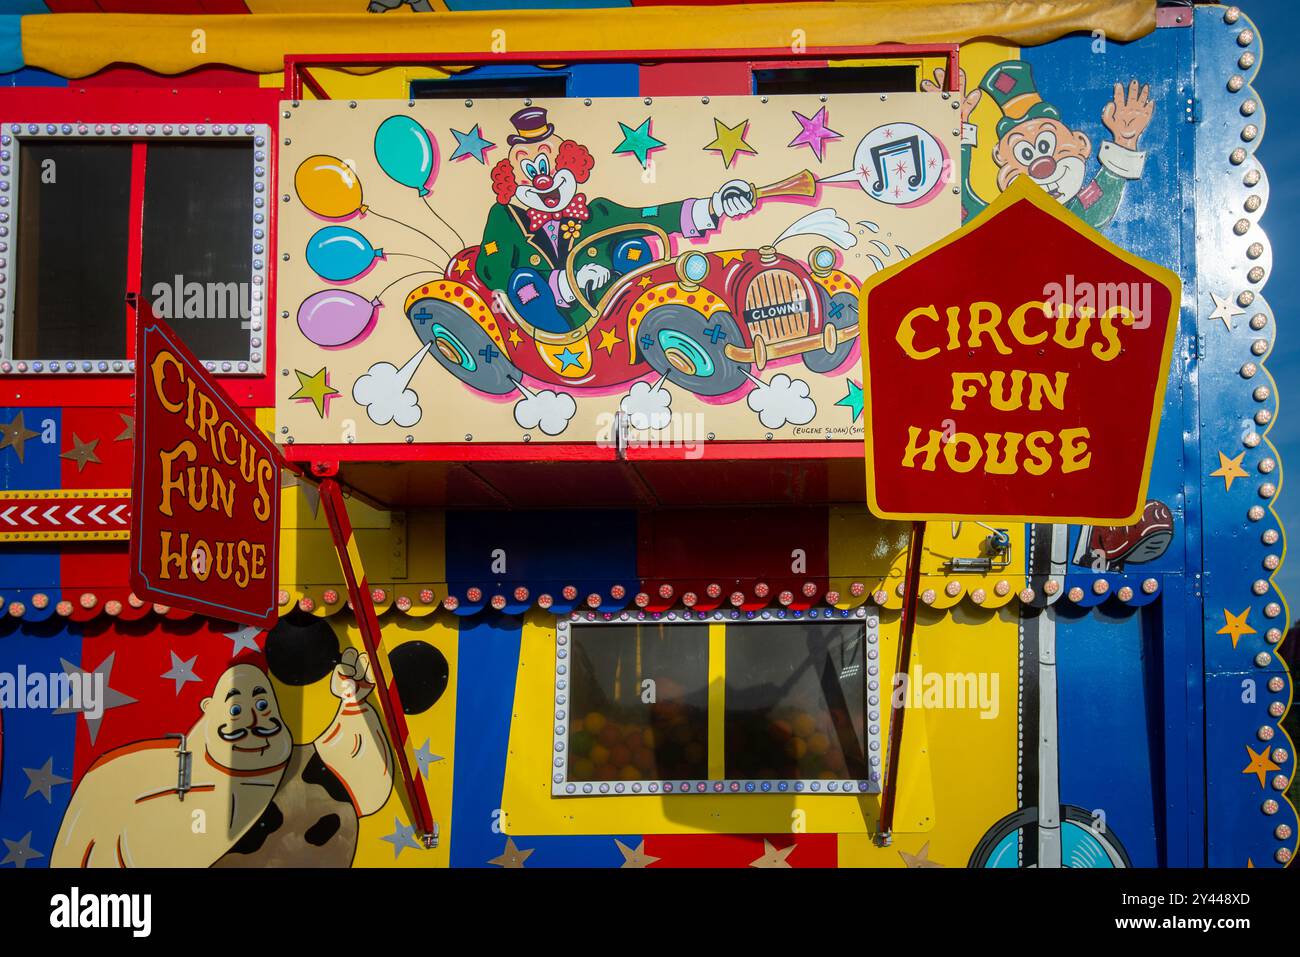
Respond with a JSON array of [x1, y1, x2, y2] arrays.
[[500, 610, 935, 837]]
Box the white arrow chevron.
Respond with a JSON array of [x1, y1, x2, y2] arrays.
[[89, 505, 106, 525], [66, 505, 83, 525], [1, 506, 15, 526], [109, 504, 128, 523], [42, 506, 59, 523], [21, 506, 37, 525]]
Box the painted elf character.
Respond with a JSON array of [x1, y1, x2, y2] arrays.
[[929, 62, 1153, 227], [477, 106, 755, 334], [51, 651, 391, 868]]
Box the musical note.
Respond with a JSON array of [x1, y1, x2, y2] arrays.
[[868, 135, 925, 194]]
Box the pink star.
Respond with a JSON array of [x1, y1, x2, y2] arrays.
[[788, 106, 842, 162]]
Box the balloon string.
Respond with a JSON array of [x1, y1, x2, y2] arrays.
[[383, 252, 444, 267], [375, 270, 445, 302], [367, 209, 452, 262], [421, 195, 465, 248]]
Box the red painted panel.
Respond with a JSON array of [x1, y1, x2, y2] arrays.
[[45, 0, 250, 12], [59, 407, 136, 489], [60, 542, 131, 593], [638, 505, 828, 581], [642, 833, 837, 867], [638, 60, 753, 97], [81, 66, 260, 89]]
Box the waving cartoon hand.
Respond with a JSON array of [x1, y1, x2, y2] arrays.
[[330, 647, 376, 703], [921, 67, 982, 126], [1102, 79, 1153, 149]]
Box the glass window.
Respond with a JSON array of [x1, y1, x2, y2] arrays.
[[6, 129, 267, 374], [566, 622, 709, 784], [753, 65, 918, 96], [556, 614, 881, 796], [411, 74, 569, 100], [724, 621, 869, 781]]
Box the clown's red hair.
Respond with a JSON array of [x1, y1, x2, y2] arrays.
[[490, 140, 595, 204]]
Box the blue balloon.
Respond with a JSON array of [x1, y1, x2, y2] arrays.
[[305, 226, 382, 282], [374, 115, 436, 196]]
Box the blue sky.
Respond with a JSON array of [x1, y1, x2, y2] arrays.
[[1242, 1, 1297, 601]]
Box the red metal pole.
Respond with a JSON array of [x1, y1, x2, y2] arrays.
[[317, 476, 436, 846], [876, 519, 926, 844]]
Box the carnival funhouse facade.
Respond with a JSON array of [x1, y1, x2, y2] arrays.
[[0, 0, 1292, 870]]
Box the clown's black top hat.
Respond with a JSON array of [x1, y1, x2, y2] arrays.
[[507, 106, 555, 145]]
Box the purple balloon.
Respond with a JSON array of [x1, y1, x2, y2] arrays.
[[297, 290, 380, 348]]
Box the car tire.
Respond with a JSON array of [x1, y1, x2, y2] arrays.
[[637, 304, 748, 397], [803, 288, 859, 375], [406, 295, 521, 396]]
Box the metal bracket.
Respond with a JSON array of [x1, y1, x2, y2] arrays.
[[167, 733, 192, 801], [421, 822, 440, 849], [944, 526, 1012, 574]]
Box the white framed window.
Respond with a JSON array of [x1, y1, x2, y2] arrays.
[[1, 122, 271, 375], [553, 609, 883, 797]]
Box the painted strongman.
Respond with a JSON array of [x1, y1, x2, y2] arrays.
[[477, 107, 755, 334], [51, 651, 391, 868], [939, 61, 1154, 227]]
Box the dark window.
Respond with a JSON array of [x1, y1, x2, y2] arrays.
[[567, 622, 709, 783], [724, 621, 868, 780], [141, 143, 253, 361], [15, 142, 132, 360], [411, 74, 569, 100], [753, 65, 917, 96], [12, 138, 255, 367]]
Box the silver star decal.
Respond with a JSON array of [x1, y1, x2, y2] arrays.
[[54, 652, 137, 744], [1207, 291, 1244, 332], [223, 624, 263, 656], [380, 818, 422, 859], [161, 651, 202, 695], [283, 471, 321, 519], [23, 757, 70, 803], [2, 832, 45, 868], [414, 739, 443, 779]]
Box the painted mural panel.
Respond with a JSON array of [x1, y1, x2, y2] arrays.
[[274, 94, 958, 444]]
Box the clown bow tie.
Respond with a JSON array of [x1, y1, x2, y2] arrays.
[[526, 194, 590, 231]]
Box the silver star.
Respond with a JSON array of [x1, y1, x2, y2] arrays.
[[283, 471, 321, 519], [22, 757, 70, 803], [1207, 291, 1244, 331], [2, 832, 45, 868], [414, 739, 443, 779], [223, 624, 263, 656], [54, 652, 138, 745], [161, 651, 202, 695], [380, 818, 421, 859]]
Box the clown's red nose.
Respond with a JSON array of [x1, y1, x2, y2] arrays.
[[1028, 156, 1057, 180], [533, 174, 554, 191]]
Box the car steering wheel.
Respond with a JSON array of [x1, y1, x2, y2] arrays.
[[564, 223, 672, 319]]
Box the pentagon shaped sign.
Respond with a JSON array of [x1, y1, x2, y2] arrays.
[[858, 178, 1180, 525]]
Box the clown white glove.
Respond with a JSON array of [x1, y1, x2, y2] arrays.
[[711, 180, 756, 219], [555, 263, 611, 305]]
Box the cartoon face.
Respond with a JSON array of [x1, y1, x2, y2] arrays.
[[993, 117, 1092, 202], [199, 664, 292, 772], [491, 137, 594, 209]]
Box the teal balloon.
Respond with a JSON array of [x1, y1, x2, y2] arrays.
[[374, 115, 436, 196], [305, 226, 382, 282]]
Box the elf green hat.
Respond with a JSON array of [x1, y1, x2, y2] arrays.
[[979, 60, 1062, 140]]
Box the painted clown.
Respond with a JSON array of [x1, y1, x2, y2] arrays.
[[476, 106, 756, 334], [951, 60, 1154, 227]]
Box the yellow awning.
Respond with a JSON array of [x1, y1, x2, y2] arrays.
[[19, 1, 1155, 79]]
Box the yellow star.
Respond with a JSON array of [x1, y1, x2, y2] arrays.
[[598, 328, 623, 355], [1242, 745, 1281, 788], [898, 840, 945, 868], [0, 411, 39, 464], [289, 368, 340, 419], [716, 249, 747, 266], [487, 836, 533, 868], [1211, 450, 1249, 490], [60, 434, 101, 472], [483, 241, 499, 255], [1207, 292, 1244, 331], [614, 838, 660, 868], [749, 838, 795, 868], [1217, 608, 1257, 649], [637, 275, 654, 288], [704, 117, 757, 168], [507, 327, 522, 348], [453, 257, 470, 276]]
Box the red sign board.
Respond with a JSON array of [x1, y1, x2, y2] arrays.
[[859, 180, 1179, 525], [130, 319, 281, 627]]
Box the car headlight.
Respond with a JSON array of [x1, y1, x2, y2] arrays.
[[809, 246, 836, 277], [676, 251, 710, 288]]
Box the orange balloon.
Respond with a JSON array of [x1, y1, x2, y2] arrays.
[[295, 154, 365, 218]]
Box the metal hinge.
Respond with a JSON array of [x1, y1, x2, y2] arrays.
[[167, 733, 192, 801]]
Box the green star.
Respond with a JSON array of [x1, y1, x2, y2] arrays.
[[835, 379, 863, 422], [613, 117, 665, 168]]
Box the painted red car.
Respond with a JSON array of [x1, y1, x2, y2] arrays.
[[404, 224, 861, 397]]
